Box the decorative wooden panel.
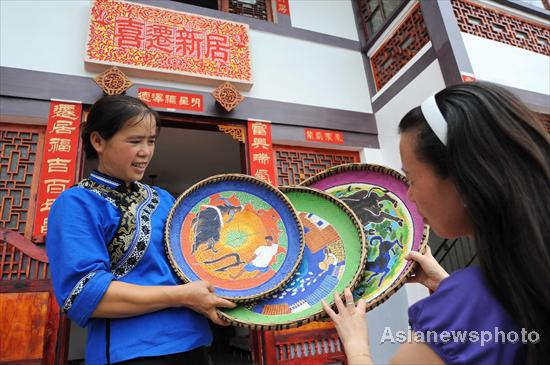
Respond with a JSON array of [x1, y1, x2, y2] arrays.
[[264, 327, 347, 365], [0, 123, 45, 239], [452, 0, 550, 56], [274, 145, 360, 186], [95, 66, 133, 95], [0, 292, 50, 361], [223, 0, 273, 22], [370, 4, 430, 91], [212, 81, 245, 112]]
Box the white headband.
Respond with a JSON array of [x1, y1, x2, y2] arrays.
[[420, 93, 447, 145]]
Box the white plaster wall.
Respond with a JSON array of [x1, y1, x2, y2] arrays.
[[0, 0, 371, 113], [517, 0, 546, 9], [359, 147, 384, 164], [288, 0, 359, 41], [374, 60, 446, 171], [462, 33, 550, 95], [249, 31, 371, 112]]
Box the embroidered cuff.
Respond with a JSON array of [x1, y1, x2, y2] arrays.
[[63, 271, 97, 312], [64, 270, 114, 327]]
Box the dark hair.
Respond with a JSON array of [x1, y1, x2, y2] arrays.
[[82, 94, 161, 158], [399, 81, 550, 364]]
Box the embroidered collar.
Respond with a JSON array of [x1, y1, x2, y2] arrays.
[[78, 178, 160, 278], [89, 170, 136, 193]]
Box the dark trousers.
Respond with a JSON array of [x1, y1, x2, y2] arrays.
[[113, 347, 210, 365]]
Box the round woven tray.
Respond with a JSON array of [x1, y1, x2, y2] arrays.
[[165, 173, 304, 302], [301, 163, 429, 312]]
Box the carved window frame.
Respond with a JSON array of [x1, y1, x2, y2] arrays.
[[222, 0, 274, 22], [358, 0, 405, 40], [172, 0, 275, 22], [0, 122, 46, 240]]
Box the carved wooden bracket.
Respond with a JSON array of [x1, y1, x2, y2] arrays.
[[1, 227, 48, 263], [218, 125, 245, 143], [212, 82, 244, 112], [95, 67, 133, 95]]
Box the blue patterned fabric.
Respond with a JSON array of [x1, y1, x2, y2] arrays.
[[46, 170, 212, 365]]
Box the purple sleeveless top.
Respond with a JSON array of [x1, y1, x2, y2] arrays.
[[408, 267, 526, 364]]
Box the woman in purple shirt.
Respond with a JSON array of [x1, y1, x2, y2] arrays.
[[323, 82, 549, 364]]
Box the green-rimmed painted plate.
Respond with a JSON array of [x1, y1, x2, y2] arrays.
[[218, 186, 366, 329]]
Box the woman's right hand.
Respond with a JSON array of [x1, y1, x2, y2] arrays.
[[406, 246, 449, 292], [172, 281, 236, 326]]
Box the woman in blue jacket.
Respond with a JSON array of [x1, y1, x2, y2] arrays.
[[47, 94, 235, 365]]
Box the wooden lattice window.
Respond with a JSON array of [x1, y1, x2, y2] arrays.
[[370, 3, 430, 91], [266, 326, 347, 364], [0, 123, 45, 239], [273, 145, 360, 186], [222, 0, 274, 22], [452, 0, 550, 56], [173, 0, 274, 22], [357, 0, 404, 39]]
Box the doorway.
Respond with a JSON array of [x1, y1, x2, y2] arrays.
[[144, 124, 243, 193]]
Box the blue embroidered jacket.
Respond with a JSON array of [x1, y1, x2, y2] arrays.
[[46, 170, 212, 365]]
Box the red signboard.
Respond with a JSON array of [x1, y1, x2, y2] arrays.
[[33, 101, 82, 241], [304, 128, 344, 145], [137, 88, 203, 111], [276, 0, 290, 15], [247, 120, 276, 186], [86, 0, 252, 88]]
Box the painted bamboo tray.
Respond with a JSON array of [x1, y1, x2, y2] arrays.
[[165, 174, 304, 302], [219, 186, 367, 329], [301, 163, 429, 311]]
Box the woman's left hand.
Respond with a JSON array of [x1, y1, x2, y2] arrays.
[[322, 288, 373, 364]]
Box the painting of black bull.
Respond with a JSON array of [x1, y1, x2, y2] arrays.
[[340, 187, 403, 227], [364, 235, 403, 287], [191, 199, 243, 253]]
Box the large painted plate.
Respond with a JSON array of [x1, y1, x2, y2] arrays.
[[219, 186, 366, 329], [301, 164, 429, 311], [165, 174, 304, 302]]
